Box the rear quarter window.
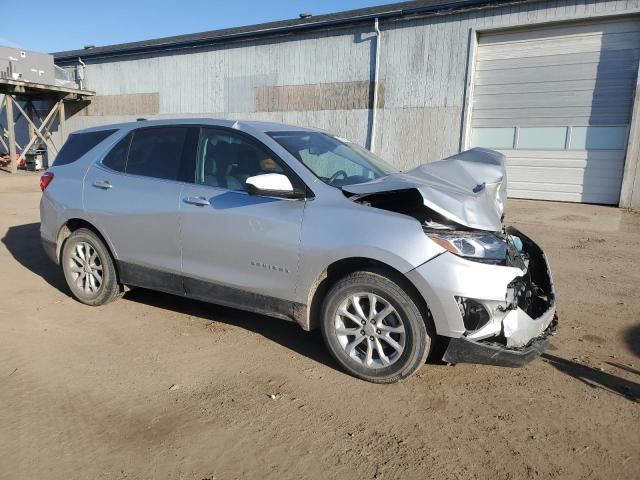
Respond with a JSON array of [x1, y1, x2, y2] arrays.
[[102, 134, 131, 172], [53, 129, 117, 166]]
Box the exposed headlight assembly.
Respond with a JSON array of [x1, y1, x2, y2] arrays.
[[428, 232, 507, 261]]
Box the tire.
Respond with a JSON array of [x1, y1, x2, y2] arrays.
[[61, 228, 122, 306], [320, 269, 432, 383]]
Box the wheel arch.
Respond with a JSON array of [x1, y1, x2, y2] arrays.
[[304, 257, 434, 334], [56, 218, 118, 272]]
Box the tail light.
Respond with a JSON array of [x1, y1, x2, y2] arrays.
[[40, 171, 54, 192]]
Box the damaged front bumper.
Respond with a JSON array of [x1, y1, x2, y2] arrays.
[[442, 315, 557, 367], [407, 227, 557, 367]]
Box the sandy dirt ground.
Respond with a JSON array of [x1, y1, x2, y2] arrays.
[[0, 173, 638, 480]]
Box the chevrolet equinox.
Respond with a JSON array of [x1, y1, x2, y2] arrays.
[[40, 119, 557, 383]]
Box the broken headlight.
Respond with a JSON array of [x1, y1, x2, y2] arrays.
[[428, 232, 507, 261]]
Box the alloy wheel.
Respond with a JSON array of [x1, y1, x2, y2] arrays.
[[334, 292, 406, 368], [67, 241, 104, 294]]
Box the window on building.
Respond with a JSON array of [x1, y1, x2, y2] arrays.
[[568, 126, 628, 150], [471, 125, 628, 151], [518, 127, 567, 150], [470, 128, 515, 149]]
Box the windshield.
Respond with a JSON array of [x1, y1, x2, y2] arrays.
[[267, 131, 398, 187]]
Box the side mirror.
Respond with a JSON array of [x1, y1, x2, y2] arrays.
[[245, 173, 301, 198]]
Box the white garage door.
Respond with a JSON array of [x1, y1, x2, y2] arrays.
[[470, 18, 640, 204]]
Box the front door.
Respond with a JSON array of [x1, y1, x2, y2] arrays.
[[179, 127, 306, 316]]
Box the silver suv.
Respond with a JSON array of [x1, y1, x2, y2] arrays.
[[40, 119, 557, 383]]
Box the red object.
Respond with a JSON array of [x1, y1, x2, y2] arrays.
[[40, 171, 54, 192], [0, 153, 19, 168]]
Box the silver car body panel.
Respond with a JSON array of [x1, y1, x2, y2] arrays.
[[84, 163, 183, 276], [502, 302, 556, 348], [406, 250, 556, 347], [342, 148, 507, 231], [40, 118, 556, 362], [179, 182, 305, 302], [296, 195, 445, 305]]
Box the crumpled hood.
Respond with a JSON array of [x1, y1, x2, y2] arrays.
[[343, 148, 507, 231]]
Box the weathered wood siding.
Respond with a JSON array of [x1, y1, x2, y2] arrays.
[[62, 0, 639, 172]]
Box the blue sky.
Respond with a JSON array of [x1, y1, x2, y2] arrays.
[[1, 0, 394, 53]]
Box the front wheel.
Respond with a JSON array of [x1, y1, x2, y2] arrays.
[[61, 228, 122, 306], [320, 270, 432, 383]]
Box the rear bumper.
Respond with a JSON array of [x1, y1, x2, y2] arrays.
[[442, 315, 557, 367], [41, 237, 58, 264]]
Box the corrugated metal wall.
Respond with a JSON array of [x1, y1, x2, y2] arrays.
[[60, 0, 639, 174]]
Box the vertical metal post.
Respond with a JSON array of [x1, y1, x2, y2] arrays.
[[58, 99, 66, 143], [459, 28, 478, 152], [4, 94, 17, 174], [369, 18, 381, 153], [26, 101, 35, 145], [619, 55, 640, 207], [0, 94, 8, 153]]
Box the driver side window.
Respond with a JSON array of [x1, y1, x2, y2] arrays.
[[195, 128, 285, 192]]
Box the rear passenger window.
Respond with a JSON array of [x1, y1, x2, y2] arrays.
[[126, 127, 188, 181], [102, 134, 131, 172], [54, 130, 116, 166]]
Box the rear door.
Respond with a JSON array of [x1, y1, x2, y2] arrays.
[[84, 126, 197, 293]]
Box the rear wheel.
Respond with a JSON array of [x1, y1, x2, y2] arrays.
[[61, 228, 122, 306], [320, 270, 432, 383]]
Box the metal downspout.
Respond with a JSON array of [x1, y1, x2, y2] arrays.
[[369, 17, 381, 153], [77, 57, 86, 90]]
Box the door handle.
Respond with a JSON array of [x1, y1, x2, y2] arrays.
[[92, 180, 112, 189], [183, 196, 210, 207]]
